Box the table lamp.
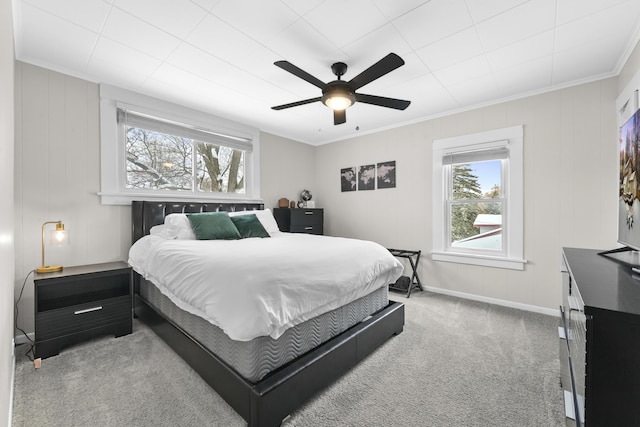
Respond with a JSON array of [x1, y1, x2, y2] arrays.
[[36, 220, 68, 273]]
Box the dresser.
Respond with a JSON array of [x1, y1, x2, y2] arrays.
[[560, 248, 640, 426], [273, 208, 323, 235], [34, 261, 132, 360]]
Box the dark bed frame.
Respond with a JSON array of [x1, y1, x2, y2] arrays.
[[131, 201, 405, 427]]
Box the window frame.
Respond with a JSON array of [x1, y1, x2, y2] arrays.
[[99, 84, 261, 205], [432, 126, 525, 270]]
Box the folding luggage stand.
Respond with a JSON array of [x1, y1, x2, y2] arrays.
[[387, 248, 423, 298]]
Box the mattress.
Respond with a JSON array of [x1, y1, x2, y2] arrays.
[[130, 231, 403, 341], [140, 278, 389, 383]]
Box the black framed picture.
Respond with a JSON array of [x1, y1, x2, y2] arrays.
[[358, 164, 375, 190], [341, 167, 356, 192], [377, 160, 396, 189]]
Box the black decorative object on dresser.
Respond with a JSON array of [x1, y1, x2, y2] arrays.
[[34, 262, 132, 360], [273, 208, 323, 235], [560, 248, 640, 427]]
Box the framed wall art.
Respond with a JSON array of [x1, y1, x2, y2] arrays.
[[358, 164, 375, 190], [377, 160, 396, 189], [341, 167, 356, 192]]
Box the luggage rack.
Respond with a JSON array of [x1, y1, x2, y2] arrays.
[[387, 248, 423, 298]]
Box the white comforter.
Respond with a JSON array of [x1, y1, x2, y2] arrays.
[[129, 232, 403, 341]]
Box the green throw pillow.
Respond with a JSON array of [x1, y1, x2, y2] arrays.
[[187, 212, 241, 240], [230, 214, 270, 238]]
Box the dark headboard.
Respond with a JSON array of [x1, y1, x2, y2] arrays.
[[131, 200, 265, 243]]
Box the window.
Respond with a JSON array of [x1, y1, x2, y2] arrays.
[[120, 110, 247, 194], [99, 85, 260, 205], [432, 126, 525, 270]]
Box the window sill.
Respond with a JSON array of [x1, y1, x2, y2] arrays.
[[431, 251, 526, 271], [98, 192, 263, 206]]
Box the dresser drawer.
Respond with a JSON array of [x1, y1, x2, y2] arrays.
[[35, 295, 131, 340], [291, 209, 323, 225], [273, 208, 324, 235], [291, 224, 324, 235]]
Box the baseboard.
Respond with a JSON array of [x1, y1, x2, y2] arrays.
[[8, 338, 15, 427], [13, 332, 33, 346], [421, 285, 560, 317]]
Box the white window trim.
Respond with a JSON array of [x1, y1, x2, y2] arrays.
[[99, 84, 261, 205], [432, 125, 526, 270]]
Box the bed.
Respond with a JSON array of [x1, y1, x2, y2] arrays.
[[130, 200, 405, 427]]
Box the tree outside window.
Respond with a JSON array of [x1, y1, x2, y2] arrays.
[[125, 127, 245, 194], [449, 160, 503, 250]]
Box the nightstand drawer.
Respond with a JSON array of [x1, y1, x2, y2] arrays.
[[291, 209, 323, 225], [36, 295, 131, 340], [291, 224, 323, 235]]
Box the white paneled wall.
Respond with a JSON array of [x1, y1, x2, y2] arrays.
[[1, 0, 14, 423], [315, 78, 620, 312], [14, 62, 129, 335], [12, 62, 316, 339]]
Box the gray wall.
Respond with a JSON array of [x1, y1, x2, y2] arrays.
[[314, 78, 620, 313], [1, 0, 14, 423], [13, 62, 315, 335], [260, 131, 316, 210]]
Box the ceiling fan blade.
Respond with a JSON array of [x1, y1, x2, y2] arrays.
[[347, 53, 405, 91], [334, 109, 346, 125], [355, 93, 411, 110], [274, 61, 326, 90], [272, 97, 322, 110]]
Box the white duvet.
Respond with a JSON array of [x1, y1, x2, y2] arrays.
[[129, 232, 403, 341]]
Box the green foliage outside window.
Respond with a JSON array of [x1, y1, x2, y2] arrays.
[[450, 163, 502, 243]]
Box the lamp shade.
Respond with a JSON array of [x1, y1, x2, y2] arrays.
[[50, 223, 68, 246], [36, 221, 68, 274], [322, 88, 355, 111]]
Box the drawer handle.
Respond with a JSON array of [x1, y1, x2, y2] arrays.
[[304, 226, 313, 230], [304, 211, 314, 215], [74, 306, 103, 315]]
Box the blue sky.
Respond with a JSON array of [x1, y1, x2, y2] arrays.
[[470, 160, 501, 194]]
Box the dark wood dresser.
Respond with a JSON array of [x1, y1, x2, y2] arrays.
[[34, 261, 132, 360], [560, 247, 640, 426], [273, 208, 323, 235]]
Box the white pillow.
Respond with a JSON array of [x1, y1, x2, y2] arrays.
[[159, 210, 279, 239], [228, 209, 280, 235], [164, 213, 197, 240], [149, 224, 177, 239]]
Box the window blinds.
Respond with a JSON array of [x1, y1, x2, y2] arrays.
[[117, 108, 253, 152], [442, 140, 508, 165]]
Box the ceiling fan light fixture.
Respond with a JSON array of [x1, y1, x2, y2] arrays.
[[272, 53, 410, 125], [322, 87, 355, 111]]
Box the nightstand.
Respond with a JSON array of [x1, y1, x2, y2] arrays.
[[34, 261, 132, 360], [273, 208, 323, 235]]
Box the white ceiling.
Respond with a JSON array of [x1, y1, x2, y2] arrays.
[[12, 0, 640, 145]]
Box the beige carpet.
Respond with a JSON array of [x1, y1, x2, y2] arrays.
[[12, 291, 564, 426]]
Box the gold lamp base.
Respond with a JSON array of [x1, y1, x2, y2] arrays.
[[36, 265, 63, 274]]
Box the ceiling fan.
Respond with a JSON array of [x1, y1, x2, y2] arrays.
[[271, 53, 411, 125]]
